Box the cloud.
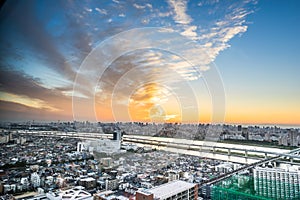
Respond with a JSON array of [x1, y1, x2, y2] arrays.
[[95, 7, 107, 15], [0, 1, 98, 88], [181, 25, 198, 39], [85, 7, 93, 12], [0, 68, 72, 114], [158, 11, 172, 17], [165, 0, 256, 65], [128, 83, 171, 121], [0, 92, 60, 112], [1, 1, 77, 81], [112, 0, 120, 4], [168, 0, 192, 25], [133, 3, 152, 10], [196, 2, 255, 61], [89, 46, 202, 122], [0, 100, 71, 121], [164, 114, 178, 120]]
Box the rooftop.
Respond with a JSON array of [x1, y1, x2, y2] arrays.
[[148, 180, 196, 199], [46, 186, 92, 200]]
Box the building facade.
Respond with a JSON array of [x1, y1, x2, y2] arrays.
[[31, 172, 41, 188], [254, 166, 300, 199]]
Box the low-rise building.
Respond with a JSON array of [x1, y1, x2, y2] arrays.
[[136, 180, 198, 200], [79, 177, 97, 190], [46, 186, 93, 200]]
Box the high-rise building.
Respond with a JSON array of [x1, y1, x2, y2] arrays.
[[136, 180, 198, 200], [237, 125, 242, 132], [253, 166, 300, 199], [288, 129, 299, 147], [113, 130, 122, 141], [242, 127, 249, 140]]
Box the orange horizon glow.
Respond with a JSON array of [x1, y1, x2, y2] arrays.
[[91, 82, 300, 125], [3, 80, 298, 126]]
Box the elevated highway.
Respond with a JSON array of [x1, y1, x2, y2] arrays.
[[199, 147, 300, 186], [15, 131, 299, 164]]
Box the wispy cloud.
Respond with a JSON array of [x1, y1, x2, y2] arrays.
[[112, 0, 120, 4], [168, 0, 192, 25], [95, 7, 107, 15], [0, 92, 60, 112], [133, 3, 152, 10], [197, 2, 255, 61], [168, 0, 255, 63]]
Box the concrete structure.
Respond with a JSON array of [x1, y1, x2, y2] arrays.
[[289, 129, 299, 147], [79, 177, 96, 190], [105, 179, 119, 191], [77, 131, 122, 154], [34, 131, 300, 164], [136, 180, 198, 200], [0, 135, 9, 143], [113, 130, 122, 141], [93, 190, 115, 200], [17, 130, 299, 164], [254, 165, 300, 199], [77, 142, 86, 152], [215, 163, 233, 173], [123, 135, 294, 164], [101, 157, 113, 167], [46, 186, 92, 200], [167, 171, 180, 182], [31, 172, 41, 188]]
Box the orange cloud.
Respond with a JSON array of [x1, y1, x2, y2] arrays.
[[129, 82, 161, 122], [0, 91, 60, 112]]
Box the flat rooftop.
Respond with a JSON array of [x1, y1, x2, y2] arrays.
[[148, 180, 196, 199]]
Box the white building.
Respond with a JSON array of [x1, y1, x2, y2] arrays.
[[78, 139, 121, 154], [167, 170, 180, 182], [215, 162, 233, 173], [77, 142, 86, 152], [254, 165, 300, 199], [20, 177, 29, 185], [31, 172, 41, 188]]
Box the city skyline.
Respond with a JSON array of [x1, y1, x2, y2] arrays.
[[0, 0, 299, 126]]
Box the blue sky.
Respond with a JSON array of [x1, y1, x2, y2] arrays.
[[215, 0, 300, 125], [0, 0, 299, 125]]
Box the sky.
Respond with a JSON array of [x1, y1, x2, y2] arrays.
[[0, 0, 299, 126]]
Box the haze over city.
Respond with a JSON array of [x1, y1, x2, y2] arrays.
[[0, 0, 299, 126]]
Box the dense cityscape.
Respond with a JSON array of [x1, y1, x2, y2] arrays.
[[0, 122, 300, 199]]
